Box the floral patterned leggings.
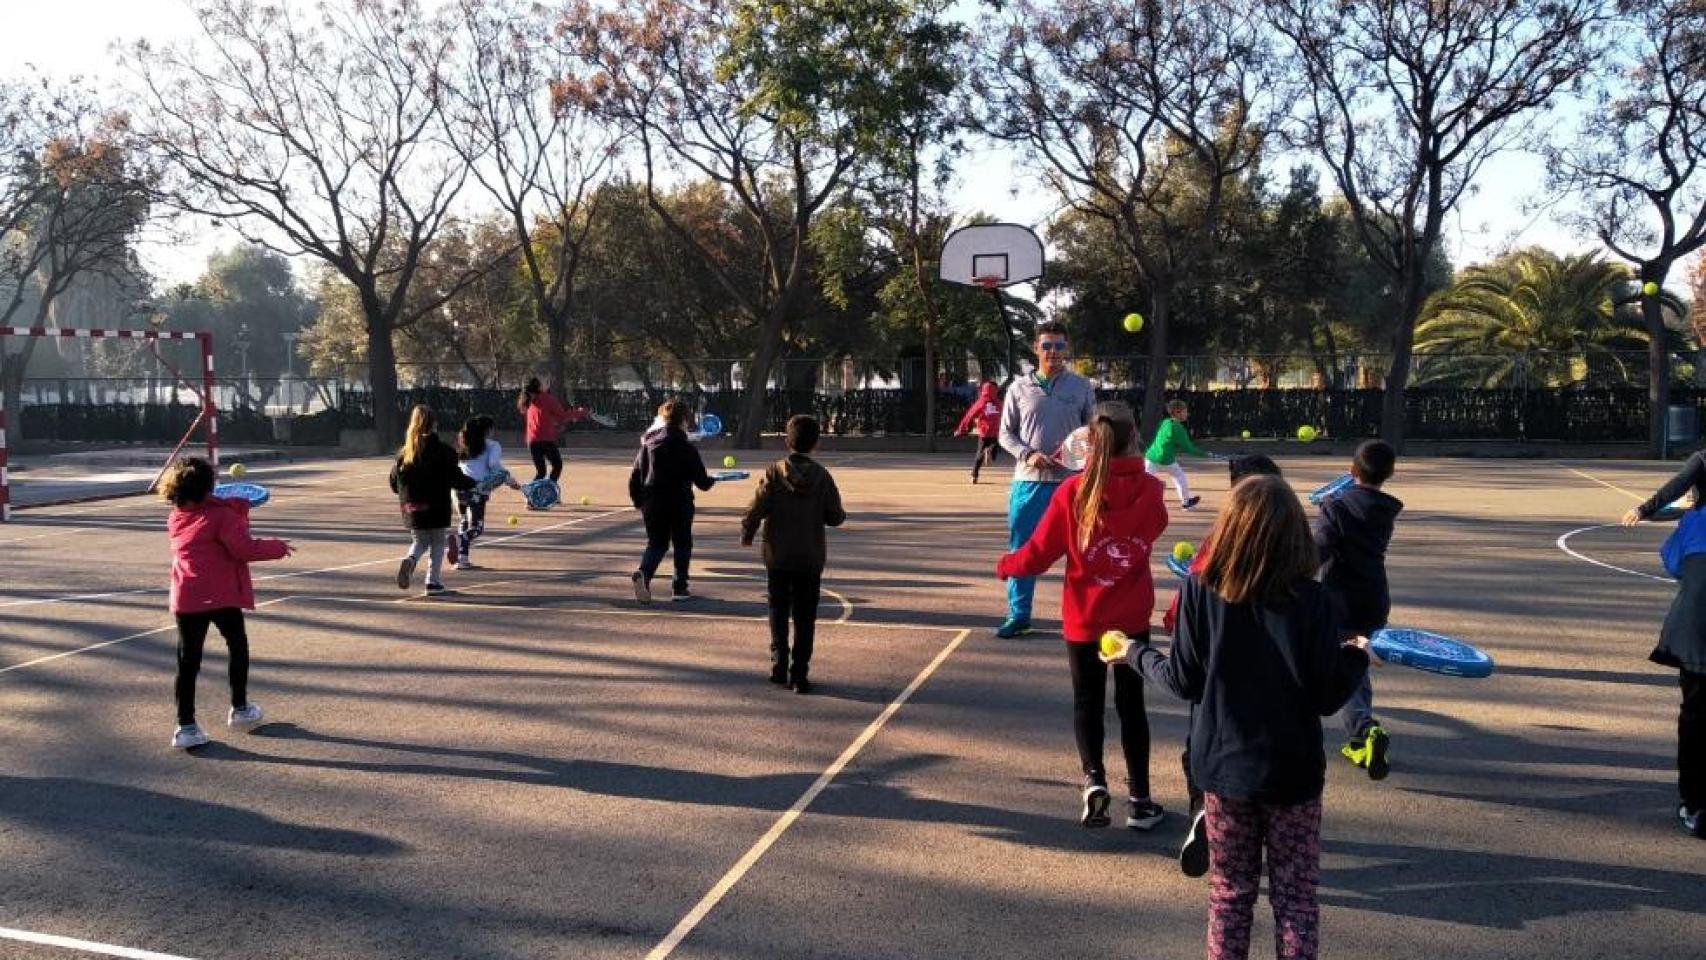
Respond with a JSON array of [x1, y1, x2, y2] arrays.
[[1204, 794, 1323, 960]]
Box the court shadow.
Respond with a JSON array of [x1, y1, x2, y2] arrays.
[[1321, 837, 1702, 929], [1494, 663, 1677, 688], [0, 774, 405, 856]]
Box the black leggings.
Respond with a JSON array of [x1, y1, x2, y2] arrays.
[[971, 437, 1000, 479], [1682, 670, 1705, 813], [1066, 636, 1151, 797], [457, 489, 488, 559], [175, 608, 249, 726], [768, 568, 822, 680], [529, 440, 562, 482], [639, 501, 694, 589]]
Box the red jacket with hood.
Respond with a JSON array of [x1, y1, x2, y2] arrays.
[[996, 459, 1168, 641], [956, 384, 1002, 439], [167, 496, 290, 614]]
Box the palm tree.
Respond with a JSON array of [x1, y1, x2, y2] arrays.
[[1413, 248, 1684, 388]]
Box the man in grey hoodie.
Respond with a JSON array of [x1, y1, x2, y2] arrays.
[[995, 320, 1096, 638]]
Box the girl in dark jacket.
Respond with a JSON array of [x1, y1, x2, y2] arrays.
[[1114, 475, 1369, 960], [390, 405, 475, 594], [1623, 452, 1706, 837], [628, 399, 715, 603]]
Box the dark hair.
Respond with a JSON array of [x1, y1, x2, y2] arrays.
[[786, 414, 821, 453], [1199, 475, 1318, 606], [160, 457, 215, 507], [517, 377, 543, 413], [1035, 319, 1068, 340], [459, 416, 490, 460], [1353, 439, 1396, 486], [1228, 454, 1281, 484]]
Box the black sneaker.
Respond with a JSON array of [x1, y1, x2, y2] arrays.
[[769, 665, 789, 685], [1182, 496, 1201, 510], [1125, 796, 1164, 831], [1179, 808, 1210, 877], [1364, 724, 1391, 781], [1081, 779, 1111, 828], [790, 677, 812, 695], [671, 584, 692, 602], [631, 571, 651, 605]]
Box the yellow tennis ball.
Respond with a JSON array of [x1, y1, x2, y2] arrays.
[[1297, 424, 1318, 442], [579, 495, 591, 505], [723, 455, 737, 468], [1099, 630, 1128, 658], [1643, 280, 1660, 296], [1122, 312, 1144, 333], [1172, 541, 1196, 562], [507, 515, 519, 526], [228, 463, 246, 479], [1240, 429, 1251, 440]]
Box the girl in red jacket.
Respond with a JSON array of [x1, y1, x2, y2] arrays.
[[954, 381, 1003, 483], [162, 457, 292, 750], [997, 400, 1169, 829], [518, 377, 569, 484]]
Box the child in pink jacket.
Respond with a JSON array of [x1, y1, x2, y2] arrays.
[[162, 457, 292, 750]]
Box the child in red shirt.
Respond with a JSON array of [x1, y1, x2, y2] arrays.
[[162, 457, 292, 750], [954, 381, 1003, 483], [997, 400, 1169, 829]]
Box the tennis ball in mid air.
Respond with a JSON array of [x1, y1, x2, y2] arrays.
[[1122, 312, 1144, 333], [579, 495, 591, 505], [1099, 630, 1128, 658], [507, 515, 519, 526], [1172, 541, 1196, 562], [1297, 425, 1318, 442], [723, 455, 737, 468], [1240, 429, 1252, 440], [1643, 280, 1660, 296], [228, 463, 246, 479]]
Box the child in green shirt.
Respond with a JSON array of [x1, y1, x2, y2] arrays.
[[1145, 399, 1206, 510]]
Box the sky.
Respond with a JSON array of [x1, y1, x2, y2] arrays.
[[0, 0, 1594, 291]]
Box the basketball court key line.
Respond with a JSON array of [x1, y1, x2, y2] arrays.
[[644, 627, 974, 960], [1555, 524, 1676, 584]]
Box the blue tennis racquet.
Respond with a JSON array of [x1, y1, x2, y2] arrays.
[[214, 482, 270, 507], [473, 467, 512, 496], [1652, 500, 1690, 522], [1308, 473, 1355, 505], [1166, 556, 1191, 580], [699, 413, 723, 437], [711, 469, 750, 481], [522, 478, 560, 510], [1368, 627, 1495, 679]]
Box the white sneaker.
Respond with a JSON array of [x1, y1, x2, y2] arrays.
[[454, 558, 473, 571], [228, 703, 264, 728], [172, 724, 210, 749], [631, 570, 651, 605]]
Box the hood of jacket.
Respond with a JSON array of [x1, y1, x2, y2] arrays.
[[775, 453, 828, 496], [977, 382, 998, 402], [642, 421, 682, 450], [1331, 484, 1403, 529], [167, 494, 244, 539]]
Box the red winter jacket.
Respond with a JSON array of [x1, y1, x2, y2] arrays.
[[524, 390, 570, 443], [956, 384, 1002, 439], [996, 458, 1168, 642], [167, 496, 289, 614]]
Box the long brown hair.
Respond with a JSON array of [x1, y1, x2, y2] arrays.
[[159, 456, 215, 507], [1073, 401, 1139, 550], [657, 398, 692, 432], [517, 376, 543, 414], [399, 405, 436, 468], [1199, 474, 1318, 606]]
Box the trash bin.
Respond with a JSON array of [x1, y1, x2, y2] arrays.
[[1667, 404, 1698, 447]]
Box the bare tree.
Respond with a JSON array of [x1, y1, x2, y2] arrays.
[[1271, 0, 1610, 448], [446, 0, 617, 397], [125, 0, 486, 449], [1549, 0, 1706, 456], [972, 0, 1282, 430], [0, 75, 153, 435]]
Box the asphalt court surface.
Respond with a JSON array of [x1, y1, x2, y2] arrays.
[[0, 450, 1701, 959]]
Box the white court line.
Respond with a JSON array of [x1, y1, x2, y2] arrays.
[[1555, 524, 1675, 584], [0, 598, 292, 676], [293, 594, 962, 633], [1561, 465, 1645, 502], [644, 627, 973, 960], [0, 927, 199, 960], [0, 509, 634, 610]]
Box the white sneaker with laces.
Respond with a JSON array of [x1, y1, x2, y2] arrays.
[[228, 703, 264, 728], [172, 724, 210, 749], [454, 558, 473, 571]]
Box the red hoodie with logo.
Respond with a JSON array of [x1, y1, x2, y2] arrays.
[[167, 496, 290, 614], [996, 458, 1169, 642], [955, 383, 1002, 439]]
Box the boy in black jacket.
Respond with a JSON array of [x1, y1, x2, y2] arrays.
[[629, 400, 715, 604], [741, 415, 846, 694], [1314, 439, 1403, 780]]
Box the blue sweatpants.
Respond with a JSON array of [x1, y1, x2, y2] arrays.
[[1007, 480, 1060, 621]]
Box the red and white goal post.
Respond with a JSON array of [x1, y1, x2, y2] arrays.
[[0, 326, 218, 522]]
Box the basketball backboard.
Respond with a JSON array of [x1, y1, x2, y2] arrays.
[[939, 223, 1044, 288]]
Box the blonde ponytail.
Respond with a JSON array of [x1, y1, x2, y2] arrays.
[[1073, 401, 1139, 551], [399, 405, 436, 468]]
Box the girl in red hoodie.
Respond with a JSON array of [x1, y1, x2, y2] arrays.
[[954, 381, 1003, 483], [997, 400, 1169, 829], [518, 377, 570, 484], [162, 457, 292, 750]]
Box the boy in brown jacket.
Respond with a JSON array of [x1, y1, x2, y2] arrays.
[[741, 415, 846, 694]]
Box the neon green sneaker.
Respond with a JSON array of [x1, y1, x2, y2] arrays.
[[1341, 738, 1368, 768]]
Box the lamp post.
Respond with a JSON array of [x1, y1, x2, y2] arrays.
[[281, 331, 300, 411], [235, 322, 252, 408]]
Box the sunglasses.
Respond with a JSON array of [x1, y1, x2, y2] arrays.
[[1038, 340, 1069, 352]]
